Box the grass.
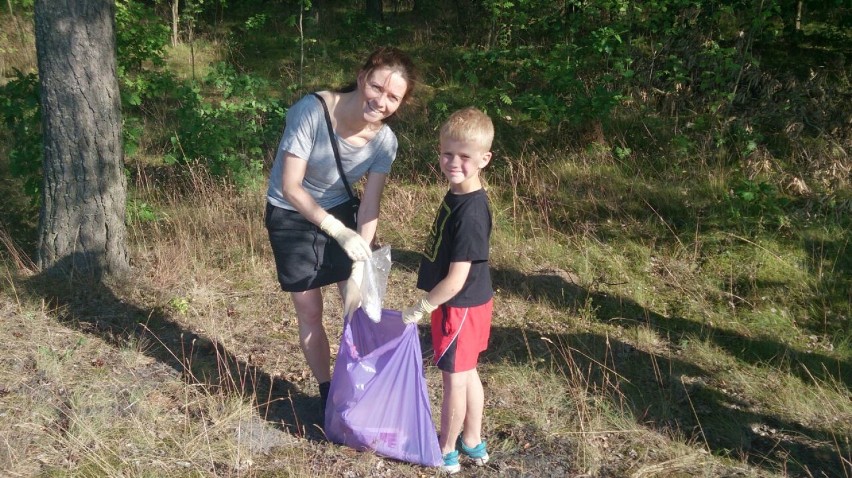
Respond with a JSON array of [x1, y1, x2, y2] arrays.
[[1, 4, 851, 477], [2, 161, 850, 476], [0, 15, 36, 82]]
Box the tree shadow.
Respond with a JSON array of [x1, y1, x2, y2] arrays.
[[483, 325, 848, 477], [492, 265, 850, 390], [393, 243, 848, 388], [18, 252, 328, 442], [801, 234, 852, 338], [499, 160, 851, 344], [483, 265, 850, 477], [389, 247, 422, 271]]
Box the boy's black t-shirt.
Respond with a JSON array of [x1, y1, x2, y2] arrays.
[[416, 188, 493, 307]]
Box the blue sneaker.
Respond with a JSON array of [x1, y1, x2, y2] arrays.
[[457, 437, 489, 466], [441, 450, 461, 474]]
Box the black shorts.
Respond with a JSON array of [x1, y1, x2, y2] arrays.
[[265, 200, 357, 292]]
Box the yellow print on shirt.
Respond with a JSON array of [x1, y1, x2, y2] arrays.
[[423, 200, 452, 262]]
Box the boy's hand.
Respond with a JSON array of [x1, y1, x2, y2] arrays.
[[342, 261, 365, 319], [402, 296, 438, 324], [320, 215, 372, 261]]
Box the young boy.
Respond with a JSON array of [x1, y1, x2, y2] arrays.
[[402, 107, 494, 474]]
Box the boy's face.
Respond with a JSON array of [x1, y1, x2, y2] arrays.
[[439, 137, 492, 194]]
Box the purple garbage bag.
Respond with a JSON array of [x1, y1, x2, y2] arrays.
[[325, 308, 442, 467]]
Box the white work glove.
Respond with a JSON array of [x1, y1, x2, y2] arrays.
[[319, 215, 372, 261], [402, 295, 438, 324], [342, 261, 365, 319]]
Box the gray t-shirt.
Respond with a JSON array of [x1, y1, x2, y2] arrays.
[[266, 94, 398, 211]]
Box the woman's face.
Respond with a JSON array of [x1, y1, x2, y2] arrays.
[[358, 67, 409, 123]]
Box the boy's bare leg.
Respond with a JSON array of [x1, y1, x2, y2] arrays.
[[440, 370, 471, 454], [291, 289, 331, 383], [461, 367, 484, 446]]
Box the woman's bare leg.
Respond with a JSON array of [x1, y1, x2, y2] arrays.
[[291, 288, 330, 383]]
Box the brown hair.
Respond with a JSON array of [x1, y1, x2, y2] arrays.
[[339, 47, 418, 108], [358, 46, 418, 105]]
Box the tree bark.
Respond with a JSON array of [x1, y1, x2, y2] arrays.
[[172, 0, 179, 47], [366, 0, 383, 21], [795, 0, 803, 31], [34, 0, 129, 280]]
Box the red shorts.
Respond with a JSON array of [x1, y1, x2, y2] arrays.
[[431, 299, 493, 373]]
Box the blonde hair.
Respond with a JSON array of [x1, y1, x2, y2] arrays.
[[439, 107, 494, 151]]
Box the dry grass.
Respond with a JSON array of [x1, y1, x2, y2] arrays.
[[2, 157, 850, 476], [0, 14, 36, 82], [2, 117, 850, 476]]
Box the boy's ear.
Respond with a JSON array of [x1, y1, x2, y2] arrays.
[[479, 151, 493, 168]]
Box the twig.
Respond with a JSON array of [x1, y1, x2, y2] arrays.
[[642, 199, 686, 252], [723, 232, 798, 270], [542, 336, 632, 384], [679, 376, 711, 454]]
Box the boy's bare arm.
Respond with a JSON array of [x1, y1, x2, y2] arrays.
[[425, 261, 471, 306], [402, 261, 471, 324]]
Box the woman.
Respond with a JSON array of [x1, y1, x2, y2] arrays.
[[265, 47, 417, 413]]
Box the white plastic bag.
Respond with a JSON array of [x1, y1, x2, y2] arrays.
[[360, 245, 391, 322]]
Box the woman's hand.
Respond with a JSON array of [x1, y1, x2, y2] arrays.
[[342, 261, 365, 319], [320, 215, 372, 261]]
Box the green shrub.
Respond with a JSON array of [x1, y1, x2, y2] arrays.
[[0, 71, 41, 203], [166, 62, 286, 189]]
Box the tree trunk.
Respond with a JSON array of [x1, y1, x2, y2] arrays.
[[795, 0, 803, 31], [34, 0, 129, 280], [171, 0, 179, 47], [366, 0, 383, 21], [309, 0, 321, 23]]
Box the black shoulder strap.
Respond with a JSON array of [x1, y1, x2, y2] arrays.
[[311, 92, 356, 201]]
